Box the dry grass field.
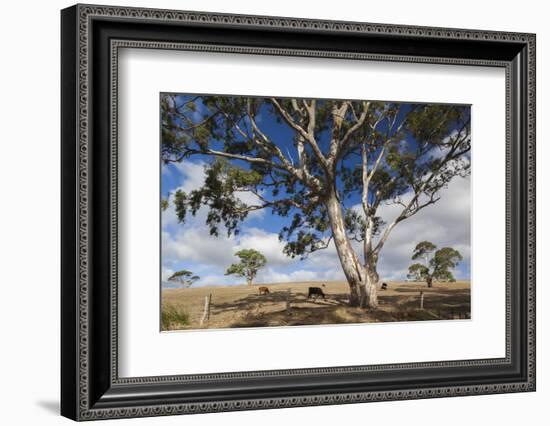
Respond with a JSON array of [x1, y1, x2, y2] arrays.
[[161, 280, 470, 331]]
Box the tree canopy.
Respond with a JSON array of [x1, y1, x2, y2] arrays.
[[167, 269, 200, 287], [225, 249, 267, 286], [407, 241, 463, 287]]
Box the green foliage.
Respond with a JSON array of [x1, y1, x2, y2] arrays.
[[173, 159, 263, 237], [343, 209, 385, 245], [161, 198, 169, 211], [412, 241, 437, 261], [407, 241, 463, 285], [280, 207, 333, 259], [161, 306, 190, 330], [407, 263, 431, 281], [225, 249, 267, 285], [431, 247, 463, 281], [168, 269, 200, 287]]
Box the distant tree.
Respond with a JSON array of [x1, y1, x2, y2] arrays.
[[168, 269, 200, 287], [407, 241, 463, 288], [225, 249, 267, 286], [411, 241, 437, 267]]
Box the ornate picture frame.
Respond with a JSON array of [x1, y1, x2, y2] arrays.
[[61, 4, 535, 421]]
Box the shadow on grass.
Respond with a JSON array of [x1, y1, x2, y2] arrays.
[[210, 290, 347, 314], [222, 287, 471, 328], [230, 305, 373, 328]]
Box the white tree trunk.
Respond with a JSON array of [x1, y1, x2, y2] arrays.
[[359, 141, 380, 309], [325, 193, 364, 306], [363, 261, 379, 309]]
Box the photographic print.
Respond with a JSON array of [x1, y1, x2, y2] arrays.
[[160, 94, 471, 331]]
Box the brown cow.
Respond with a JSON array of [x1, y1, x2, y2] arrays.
[[258, 286, 270, 295]]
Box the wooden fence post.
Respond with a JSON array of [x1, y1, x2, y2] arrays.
[[286, 288, 291, 314], [419, 291, 424, 310], [200, 294, 212, 326]]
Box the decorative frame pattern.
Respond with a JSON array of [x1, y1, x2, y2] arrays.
[[61, 4, 536, 421]]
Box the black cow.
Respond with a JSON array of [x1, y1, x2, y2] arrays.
[[381, 282, 388, 291], [308, 285, 326, 300]]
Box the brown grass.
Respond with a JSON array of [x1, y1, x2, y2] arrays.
[[161, 305, 190, 331], [161, 280, 470, 331]]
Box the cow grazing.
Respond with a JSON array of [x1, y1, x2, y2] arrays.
[[307, 285, 326, 300], [258, 286, 270, 295], [381, 282, 388, 291]]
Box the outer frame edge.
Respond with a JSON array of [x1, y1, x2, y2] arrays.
[[60, 4, 80, 422], [66, 4, 536, 420]]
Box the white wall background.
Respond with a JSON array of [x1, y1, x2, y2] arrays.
[[0, 0, 546, 424]]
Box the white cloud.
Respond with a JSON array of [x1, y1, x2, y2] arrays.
[[162, 228, 236, 268], [257, 267, 344, 284], [172, 160, 208, 193], [162, 226, 294, 277], [199, 274, 233, 286], [236, 228, 292, 266], [162, 220, 345, 286], [374, 175, 471, 280]]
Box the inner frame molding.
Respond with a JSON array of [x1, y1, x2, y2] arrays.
[[61, 4, 535, 421], [113, 40, 509, 378]]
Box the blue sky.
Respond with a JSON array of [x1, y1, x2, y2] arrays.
[[161, 96, 471, 288]]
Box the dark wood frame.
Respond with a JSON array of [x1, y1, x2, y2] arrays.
[[61, 4, 536, 421]]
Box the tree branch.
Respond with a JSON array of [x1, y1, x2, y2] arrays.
[[339, 102, 370, 148], [208, 102, 323, 192], [245, 102, 299, 173], [331, 102, 370, 170], [373, 123, 470, 254], [270, 98, 327, 168]]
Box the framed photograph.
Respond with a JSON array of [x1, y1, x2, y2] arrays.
[[61, 4, 536, 421]]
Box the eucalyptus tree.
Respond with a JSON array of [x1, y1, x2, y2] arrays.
[[161, 94, 470, 308], [225, 249, 267, 286], [168, 269, 200, 287], [407, 241, 463, 288]]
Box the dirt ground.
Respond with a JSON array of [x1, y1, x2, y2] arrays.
[[161, 280, 471, 331]]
